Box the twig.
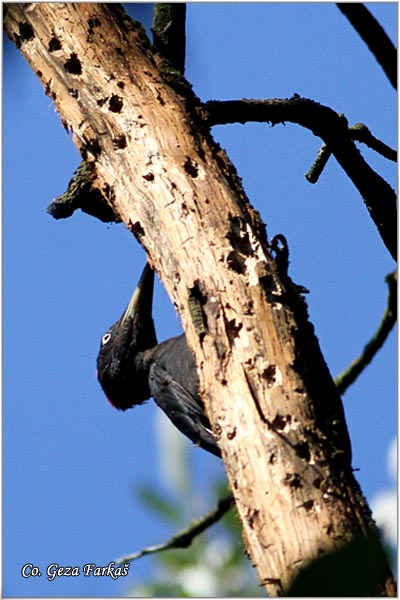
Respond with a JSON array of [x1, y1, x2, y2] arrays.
[[335, 271, 397, 395], [305, 144, 331, 183], [204, 96, 397, 261], [336, 3, 397, 90], [116, 493, 235, 564], [349, 123, 397, 162], [306, 123, 396, 183], [152, 3, 186, 74]]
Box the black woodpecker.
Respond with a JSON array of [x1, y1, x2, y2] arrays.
[[97, 264, 221, 458]]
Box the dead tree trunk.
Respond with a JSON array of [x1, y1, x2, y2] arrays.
[[4, 3, 395, 596]]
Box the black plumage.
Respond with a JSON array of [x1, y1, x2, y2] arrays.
[[97, 264, 221, 458]]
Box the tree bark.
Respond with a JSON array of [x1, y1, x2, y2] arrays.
[[4, 4, 395, 595]]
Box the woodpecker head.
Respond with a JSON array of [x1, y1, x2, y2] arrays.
[[97, 264, 157, 410]]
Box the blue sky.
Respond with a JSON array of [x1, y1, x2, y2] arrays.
[[3, 3, 397, 597]]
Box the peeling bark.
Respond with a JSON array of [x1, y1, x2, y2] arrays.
[[4, 4, 395, 595]]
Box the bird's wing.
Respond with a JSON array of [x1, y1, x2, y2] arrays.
[[149, 362, 221, 458]]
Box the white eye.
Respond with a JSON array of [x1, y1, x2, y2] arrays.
[[102, 332, 112, 345]]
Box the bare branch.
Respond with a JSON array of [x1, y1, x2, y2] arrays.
[[349, 123, 397, 162], [4, 5, 396, 595], [335, 272, 397, 395], [337, 3, 397, 89], [116, 494, 234, 564], [205, 97, 397, 261], [305, 144, 331, 183], [306, 122, 396, 183]]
